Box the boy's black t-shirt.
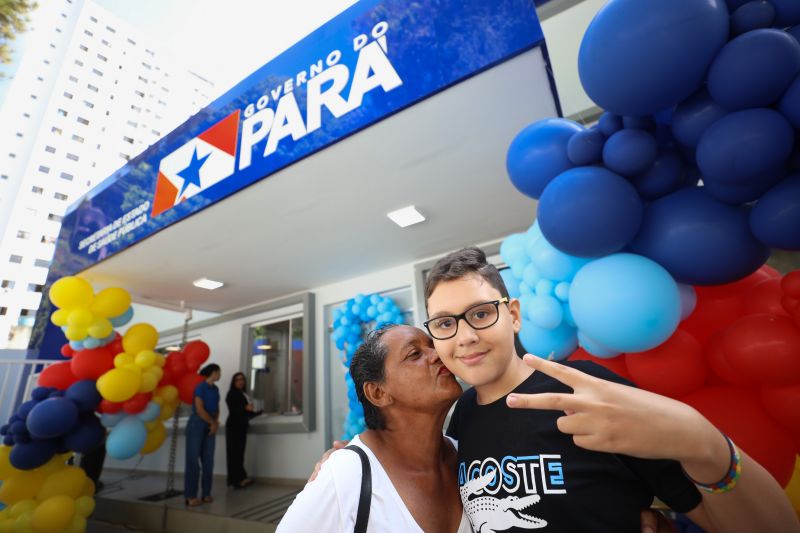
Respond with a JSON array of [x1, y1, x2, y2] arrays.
[[446, 360, 702, 533]]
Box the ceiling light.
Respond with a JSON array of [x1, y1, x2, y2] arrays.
[[165, 346, 180, 352], [386, 205, 425, 228], [193, 278, 224, 290], [256, 344, 272, 350]]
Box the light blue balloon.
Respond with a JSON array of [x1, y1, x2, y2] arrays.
[[518, 282, 533, 296], [562, 302, 576, 327], [554, 282, 571, 302], [61, 326, 69, 333], [678, 283, 697, 320], [500, 233, 528, 267], [136, 401, 161, 423], [522, 263, 542, 288], [528, 295, 564, 330], [333, 308, 343, 321], [335, 337, 346, 351], [340, 316, 350, 326], [100, 331, 116, 346], [110, 307, 134, 328], [106, 416, 147, 460], [570, 253, 681, 353], [518, 320, 578, 361], [355, 294, 366, 304], [377, 301, 388, 313], [366, 306, 377, 319], [535, 279, 555, 297], [530, 237, 592, 282], [509, 253, 531, 280], [83, 337, 101, 349], [578, 331, 621, 359], [100, 412, 126, 428], [369, 294, 381, 305], [518, 293, 533, 321], [500, 269, 521, 298], [526, 220, 544, 241], [69, 340, 84, 351]]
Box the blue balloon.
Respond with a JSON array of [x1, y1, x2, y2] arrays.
[[529, 237, 591, 282], [69, 340, 84, 351], [110, 307, 134, 327], [518, 282, 533, 296], [730, 1, 774, 36], [31, 387, 51, 402], [750, 175, 800, 250], [577, 331, 621, 359], [137, 401, 162, 423], [369, 294, 381, 305], [506, 119, 582, 199], [697, 108, 794, 186], [500, 269, 520, 299], [771, 0, 800, 26], [603, 129, 659, 177], [527, 295, 564, 330], [779, 73, 800, 129], [106, 416, 147, 460], [702, 165, 786, 205], [83, 337, 101, 349], [554, 282, 570, 302], [100, 412, 126, 428], [567, 127, 605, 166], [26, 397, 79, 439], [65, 380, 101, 413], [578, 0, 729, 116], [539, 167, 644, 258], [630, 188, 770, 285], [366, 306, 377, 319], [17, 400, 36, 420], [518, 320, 577, 362], [62, 415, 104, 454], [672, 89, 728, 148], [570, 254, 681, 353], [622, 116, 656, 131], [631, 149, 685, 201], [598, 112, 623, 137], [677, 284, 697, 320], [9, 439, 58, 470], [335, 337, 346, 351], [790, 26, 800, 45], [533, 280, 554, 297], [708, 29, 800, 110], [522, 263, 541, 288]]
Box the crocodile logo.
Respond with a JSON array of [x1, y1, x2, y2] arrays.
[[460, 470, 548, 531]]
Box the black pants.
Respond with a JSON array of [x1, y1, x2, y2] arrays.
[[226, 422, 248, 485]]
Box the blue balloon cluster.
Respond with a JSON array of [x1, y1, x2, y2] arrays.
[[0, 382, 103, 470], [61, 306, 134, 350], [506, 1, 800, 290], [332, 293, 404, 440], [100, 401, 160, 460]]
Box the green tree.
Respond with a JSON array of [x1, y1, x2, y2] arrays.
[[1, 0, 36, 67]]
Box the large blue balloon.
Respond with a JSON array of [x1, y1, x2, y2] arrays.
[[672, 89, 727, 148], [527, 295, 564, 330], [578, 0, 729, 116], [602, 129, 658, 177], [528, 236, 591, 282], [63, 416, 105, 454], [539, 167, 643, 258], [750, 175, 800, 250], [569, 253, 681, 353], [567, 128, 605, 166], [697, 108, 794, 186], [771, 0, 800, 26], [106, 416, 147, 460], [9, 439, 58, 470], [65, 380, 102, 414], [598, 112, 623, 137], [708, 29, 800, 111], [26, 397, 79, 439], [779, 74, 800, 129], [702, 166, 786, 205], [630, 188, 770, 285], [631, 149, 685, 200], [518, 320, 577, 362], [730, 1, 775, 36], [506, 119, 582, 199]]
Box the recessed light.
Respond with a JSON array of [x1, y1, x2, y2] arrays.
[[165, 346, 180, 352], [193, 278, 224, 290], [387, 205, 425, 228], [256, 344, 272, 350]]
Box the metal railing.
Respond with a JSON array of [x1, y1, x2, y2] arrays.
[[0, 358, 63, 424]]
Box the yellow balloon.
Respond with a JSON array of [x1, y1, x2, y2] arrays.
[[49, 277, 93, 310], [123, 364, 142, 376], [140, 423, 167, 455], [64, 325, 87, 342], [37, 466, 86, 501], [30, 496, 75, 533], [66, 308, 93, 329], [113, 353, 134, 369], [50, 309, 69, 327], [0, 518, 12, 533], [134, 350, 157, 369], [0, 446, 19, 480], [148, 367, 163, 381], [0, 471, 45, 506], [80, 479, 95, 498], [97, 368, 141, 403], [73, 496, 94, 519], [158, 402, 177, 421], [153, 354, 165, 368], [36, 454, 71, 477], [122, 324, 158, 354], [11, 512, 32, 533], [155, 385, 178, 403], [139, 372, 159, 393], [65, 515, 86, 533], [89, 287, 131, 318], [87, 317, 112, 339], [8, 501, 35, 520]]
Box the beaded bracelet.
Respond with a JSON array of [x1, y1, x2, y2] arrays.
[[687, 434, 742, 494]]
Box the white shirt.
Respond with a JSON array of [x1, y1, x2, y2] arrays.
[[277, 435, 473, 532]]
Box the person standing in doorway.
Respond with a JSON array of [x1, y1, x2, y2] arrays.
[[184, 363, 221, 507], [226, 372, 261, 489]]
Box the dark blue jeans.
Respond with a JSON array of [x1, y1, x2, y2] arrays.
[[184, 414, 216, 499]]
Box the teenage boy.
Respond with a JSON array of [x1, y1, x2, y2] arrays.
[[424, 246, 798, 532]]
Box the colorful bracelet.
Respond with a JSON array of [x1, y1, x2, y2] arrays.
[[687, 434, 742, 494]]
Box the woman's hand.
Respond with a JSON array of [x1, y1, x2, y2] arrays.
[[209, 421, 219, 435], [246, 403, 254, 412]]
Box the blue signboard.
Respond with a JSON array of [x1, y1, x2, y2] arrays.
[[31, 0, 549, 354]]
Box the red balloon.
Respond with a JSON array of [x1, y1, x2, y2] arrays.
[[704, 333, 751, 387], [625, 329, 707, 398], [744, 278, 790, 317], [568, 348, 632, 381], [60, 344, 75, 358], [166, 352, 188, 377], [760, 264, 781, 278], [70, 346, 115, 381], [38, 361, 79, 390], [99, 399, 122, 414], [695, 269, 772, 300], [178, 373, 204, 405], [123, 392, 152, 415], [681, 290, 745, 346], [107, 333, 124, 356], [781, 270, 800, 299], [183, 341, 210, 372], [782, 295, 800, 316], [760, 384, 800, 433], [681, 386, 796, 487], [720, 314, 800, 386]]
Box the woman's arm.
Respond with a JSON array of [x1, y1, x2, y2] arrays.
[[194, 396, 219, 434]]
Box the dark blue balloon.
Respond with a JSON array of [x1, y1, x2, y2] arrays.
[[725, 0, 750, 10], [31, 387, 52, 402], [26, 397, 79, 439], [10, 420, 26, 437], [730, 1, 775, 36], [598, 112, 623, 137], [603, 129, 658, 176], [697, 108, 794, 186], [789, 26, 800, 45], [9, 439, 58, 470], [2, 435, 13, 446], [672, 89, 728, 148], [708, 29, 800, 110], [506, 119, 582, 199], [750, 175, 800, 250], [539, 167, 643, 257], [567, 128, 605, 165], [772, 0, 800, 26], [630, 188, 770, 285], [0, 424, 8, 435], [631, 149, 686, 200], [622, 116, 656, 131], [48, 390, 65, 398], [779, 74, 800, 129], [16, 400, 37, 420], [578, 0, 729, 116], [63, 415, 105, 454], [66, 380, 102, 413], [702, 166, 786, 204]]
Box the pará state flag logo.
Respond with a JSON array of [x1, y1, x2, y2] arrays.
[[151, 110, 240, 218]]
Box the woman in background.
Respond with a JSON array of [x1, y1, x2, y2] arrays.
[[184, 363, 221, 506], [226, 372, 261, 489]]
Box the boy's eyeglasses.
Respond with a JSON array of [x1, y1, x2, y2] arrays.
[[424, 298, 509, 340]]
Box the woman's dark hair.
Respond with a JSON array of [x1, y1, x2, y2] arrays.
[[229, 372, 247, 391], [199, 363, 221, 378], [349, 324, 400, 430], [424, 246, 509, 308]]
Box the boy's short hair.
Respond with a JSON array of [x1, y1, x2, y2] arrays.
[[349, 324, 400, 430], [424, 246, 509, 307]]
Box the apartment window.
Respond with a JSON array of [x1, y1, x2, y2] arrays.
[[72, 134, 84, 143], [9, 255, 23, 264], [45, 145, 56, 153], [57, 108, 68, 117], [142, 62, 151, 70], [90, 16, 97, 23], [1, 280, 13, 289], [122, 136, 133, 144], [97, 53, 107, 62], [0, 308, 6, 316], [34, 259, 51, 268], [134, 90, 144, 98], [0, 174, 8, 180], [119, 153, 130, 161], [38, 166, 50, 174], [74, 59, 83, 67], [47, 214, 62, 222], [8, 153, 16, 159], [83, 100, 94, 109], [61, 12, 67, 18], [137, 75, 147, 83], [77, 117, 89, 125], [63, 91, 73, 99], [66, 153, 79, 161], [106, 25, 116, 33], [23, 113, 30, 118], [60, 172, 73, 181], [32, 186, 44, 194], [126, 120, 138, 127], [16, 230, 30, 239], [161, 86, 169, 93], [68, 75, 77, 82], [101, 39, 109, 47], [84, 29, 93, 37], [54, 192, 68, 201], [87, 84, 98, 92], [40, 235, 56, 244], [50, 43, 56, 49], [130, 104, 141, 112], [30, 94, 37, 100], [37, 76, 44, 82], [44, 60, 50, 65], [92, 68, 103, 77], [127, 38, 136, 45], [151, 129, 161, 136], [27, 284, 44, 293], [26, 208, 37, 216], [79, 44, 88, 52], [145, 49, 154, 56], [15, 132, 22, 138], [56, 27, 62, 33]]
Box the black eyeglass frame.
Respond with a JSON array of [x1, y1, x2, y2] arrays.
[[423, 297, 510, 340]]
